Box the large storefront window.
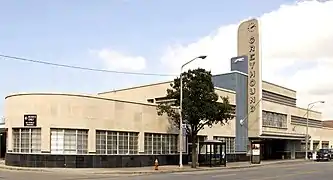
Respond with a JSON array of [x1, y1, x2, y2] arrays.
[[96, 130, 138, 155], [144, 133, 178, 154], [50, 129, 88, 154], [12, 128, 41, 153], [262, 111, 287, 128], [213, 136, 235, 153]]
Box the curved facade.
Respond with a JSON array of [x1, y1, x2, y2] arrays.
[[4, 91, 236, 168], [4, 73, 333, 168]]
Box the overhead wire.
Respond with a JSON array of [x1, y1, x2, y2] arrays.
[[0, 54, 177, 77]]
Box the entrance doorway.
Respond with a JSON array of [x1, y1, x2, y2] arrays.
[[0, 131, 6, 159], [260, 139, 287, 160]]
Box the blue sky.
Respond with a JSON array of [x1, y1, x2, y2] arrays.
[[0, 0, 297, 117]]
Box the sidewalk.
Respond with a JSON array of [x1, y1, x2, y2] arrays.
[[0, 159, 310, 175]]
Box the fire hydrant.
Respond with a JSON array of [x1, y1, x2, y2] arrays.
[[154, 159, 159, 170]]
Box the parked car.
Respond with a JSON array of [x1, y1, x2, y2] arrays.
[[316, 148, 333, 161]]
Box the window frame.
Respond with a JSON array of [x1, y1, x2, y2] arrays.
[[12, 128, 41, 153], [262, 111, 288, 129], [95, 130, 139, 155], [144, 133, 178, 155], [50, 128, 88, 155], [213, 136, 236, 154]]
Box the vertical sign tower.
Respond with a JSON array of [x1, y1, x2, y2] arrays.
[[237, 18, 262, 138]]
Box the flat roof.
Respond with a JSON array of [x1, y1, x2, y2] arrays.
[[100, 71, 297, 95], [5, 92, 161, 108], [98, 80, 172, 95]]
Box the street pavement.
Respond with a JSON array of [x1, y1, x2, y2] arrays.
[[0, 161, 332, 180]]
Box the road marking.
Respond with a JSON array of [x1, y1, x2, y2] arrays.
[[248, 170, 320, 180], [282, 166, 300, 170], [211, 173, 237, 178]]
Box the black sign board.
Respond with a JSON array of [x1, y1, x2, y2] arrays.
[[24, 114, 37, 126], [230, 55, 248, 74]]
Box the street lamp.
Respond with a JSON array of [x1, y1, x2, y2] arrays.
[[179, 55, 207, 168], [305, 100, 325, 160]]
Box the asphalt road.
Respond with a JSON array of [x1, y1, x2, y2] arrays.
[[1, 161, 333, 180]]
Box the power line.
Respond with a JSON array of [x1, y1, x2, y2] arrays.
[[0, 54, 177, 77]]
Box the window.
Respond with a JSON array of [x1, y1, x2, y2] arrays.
[[12, 128, 41, 153], [96, 130, 138, 154], [152, 134, 161, 154], [322, 141, 329, 149], [128, 132, 138, 154], [96, 131, 106, 154], [51, 129, 64, 154], [198, 136, 207, 154], [214, 136, 235, 153], [31, 128, 41, 153], [144, 133, 178, 154], [20, 129, 30, 153], [118, 132, 129, 154], [64, 130, 77, 154], [262, 111, 287, 128], [51, 129, 88, 154], [77, 130, 88, 154], [170, 135, 177, 153], [187, 135, 207, 154], [108, 132, 118, 154], [144, 133, 153, 154]]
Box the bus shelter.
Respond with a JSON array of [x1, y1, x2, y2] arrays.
[[198, 140, 226, 167]]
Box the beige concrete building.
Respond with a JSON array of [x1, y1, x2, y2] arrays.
[[4, 18, 331, 168], [3, 70, 333, 168]]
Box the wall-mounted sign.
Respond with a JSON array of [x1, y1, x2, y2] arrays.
[[230, 55, 248, 74], [24, 114, 37, 126], [237, 18, 262, 137]]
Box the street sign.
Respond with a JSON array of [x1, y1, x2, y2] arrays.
[[182, 124, 187, 136]]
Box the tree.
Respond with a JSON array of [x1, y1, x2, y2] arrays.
[[157, 68, 233, 168]]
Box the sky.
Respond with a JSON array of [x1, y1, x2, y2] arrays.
[[0, 0, 332, 120]]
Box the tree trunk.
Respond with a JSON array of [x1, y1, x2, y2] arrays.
[[191, 134, 198, 168]]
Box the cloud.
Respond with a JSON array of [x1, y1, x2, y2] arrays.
[[92, 49, 146, 71], [160, 0, 333, 119]]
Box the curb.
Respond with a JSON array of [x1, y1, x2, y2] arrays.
[[89, 160, 313, 175], [0, 160, 311, 175], [0, 165, 52, 173]]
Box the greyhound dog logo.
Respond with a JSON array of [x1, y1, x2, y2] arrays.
[[233, 57, 245, 63]]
